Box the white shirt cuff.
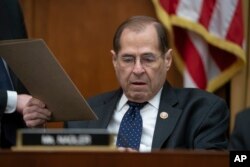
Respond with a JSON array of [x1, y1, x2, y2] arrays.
[[5, 90, 18, 114]]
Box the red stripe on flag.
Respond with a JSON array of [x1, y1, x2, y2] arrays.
[[174, 27, 207, 89], [225, 0, 243, 45], [209, 45, 236, 71], [198, 0, 217, 28], [159, 0, 179, 14]]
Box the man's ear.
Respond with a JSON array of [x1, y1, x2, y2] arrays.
[[164, 49, 172, 71], [111, 50, 117, 68]]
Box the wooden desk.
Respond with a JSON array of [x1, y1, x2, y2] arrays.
[[0, 149, 229, 167]]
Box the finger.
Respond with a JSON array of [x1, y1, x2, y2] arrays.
[[117, 147, 138, 152], [23, 111, 50, 121], [23, 105, 51, 118], [117, 147, 126, 152], [34, 107, 51, 118], [23, 107, 51, 121], [25, 119, 46, 128], [23, 111, 49, 128], [126, 148, 138, 152], [27, 98, 45, 108]]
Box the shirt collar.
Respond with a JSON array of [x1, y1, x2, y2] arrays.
[[116, 88, 163, 111], [148, 88, 162, 110], [116, 94, 128, 112]]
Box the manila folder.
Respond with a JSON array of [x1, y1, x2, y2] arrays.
[[0, 39, 97, 121]]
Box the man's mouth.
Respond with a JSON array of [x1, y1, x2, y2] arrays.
[[131, 81, 146, 85]]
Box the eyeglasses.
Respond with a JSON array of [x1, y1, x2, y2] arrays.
[[118, 53, 163, 68]]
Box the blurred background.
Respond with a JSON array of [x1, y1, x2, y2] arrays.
[[18, 0, 250, 131]]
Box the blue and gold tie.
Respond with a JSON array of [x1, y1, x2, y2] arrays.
[[116, 101, 147, 150], [0, 58, 12, 90]]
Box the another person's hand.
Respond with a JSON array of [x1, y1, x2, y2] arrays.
[[22, 97, 51, 127], [16, 94, 32, 113]]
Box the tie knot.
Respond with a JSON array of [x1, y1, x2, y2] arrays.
[[127, 101, 147, 110]]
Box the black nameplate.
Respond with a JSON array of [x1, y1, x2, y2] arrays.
[[17, 129, 113, 147]]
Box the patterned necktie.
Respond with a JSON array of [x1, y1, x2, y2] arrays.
[[116, 101, 147, 150], [0, 58, 12, 90]]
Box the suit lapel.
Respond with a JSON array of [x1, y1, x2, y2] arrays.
[[94, 89, 122, 128], [152, 82, 183, 148]]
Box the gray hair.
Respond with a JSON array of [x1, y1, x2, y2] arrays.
[[113, 15, 169, 54]]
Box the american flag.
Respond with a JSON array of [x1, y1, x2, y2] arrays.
[[152, 0, 246, 91]]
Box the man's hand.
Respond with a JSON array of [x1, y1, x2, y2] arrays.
[[22, 97, 51, 128], [16, 94, 32, 114], [117, 147, 138, 152]]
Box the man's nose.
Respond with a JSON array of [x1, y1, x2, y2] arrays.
[[132, 59, 145, 74]]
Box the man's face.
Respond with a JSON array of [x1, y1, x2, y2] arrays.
[[112, 25, 172, 103]]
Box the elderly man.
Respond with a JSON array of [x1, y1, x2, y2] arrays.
[[66, 16, 229, 152]]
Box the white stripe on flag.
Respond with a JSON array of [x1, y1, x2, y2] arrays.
[[208, 0, 238, 38], [184, 69, 198, 88], [176, 0, 203, 22]]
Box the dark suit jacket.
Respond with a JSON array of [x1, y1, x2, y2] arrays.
[[0, 0, 28, 148], [229, 108, 250, 150], [66, 82, 229, 150], [0, 69, 28, 148]]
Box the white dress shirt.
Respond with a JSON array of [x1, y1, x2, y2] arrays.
[[107, 88, 162, 152], [5, 90, 17, 114]]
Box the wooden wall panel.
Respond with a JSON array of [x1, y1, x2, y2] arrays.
[[20, 0, 182, 100]]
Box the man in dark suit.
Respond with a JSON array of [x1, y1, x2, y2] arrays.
[[65, 16, 229, 151], [230, 108, 250, 150], [0, 63, 28, 148], [0, 0, 51, 148]]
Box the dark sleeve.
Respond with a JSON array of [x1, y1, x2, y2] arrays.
[[229, 109, 250, 150], [0, 90, 8, 118], [9, 68, 29, 94], [1, 71, 28, 148], [194, 97, 229, 149]]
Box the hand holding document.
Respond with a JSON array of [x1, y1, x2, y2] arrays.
[[0, 39, 97, 121]]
